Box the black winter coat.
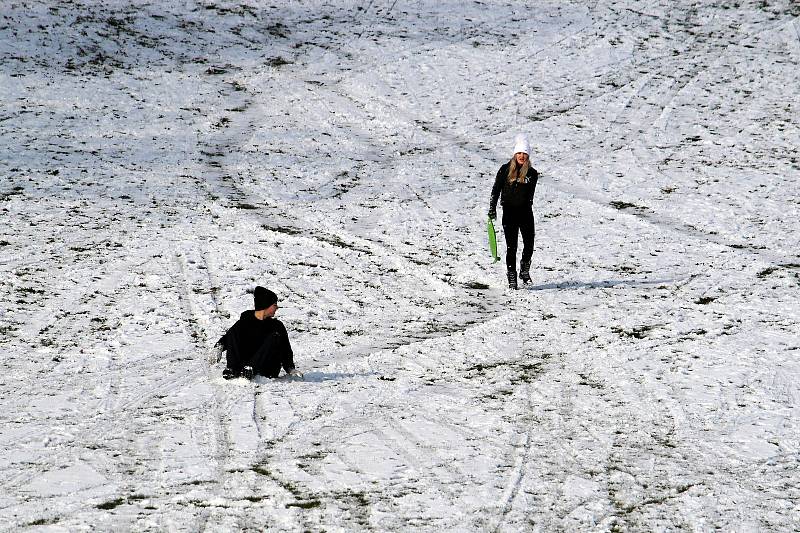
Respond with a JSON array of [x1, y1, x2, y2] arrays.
[[217, 310, 295, 375], [489, 162, 539, 212]]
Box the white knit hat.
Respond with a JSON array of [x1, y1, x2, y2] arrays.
[[512, 134, 530, 155]]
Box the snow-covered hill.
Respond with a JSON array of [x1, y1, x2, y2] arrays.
[[1, 0, 798, 530]]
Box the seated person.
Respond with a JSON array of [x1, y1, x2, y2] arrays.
[[217, 286, 301, 380]]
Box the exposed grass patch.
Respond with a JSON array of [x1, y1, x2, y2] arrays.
[[298, 450, 328, 461], [757, 266, 778, 278], [316, 234, 372, 255], [286, 499, 321, 509], [330, 489, 371, 525], [252, 463, 308, 500], [695, 296, 716, 305], [730, 243, 767, 251], [262, 224, 302, 235], [252, 465, 271, 477], [96, 497, 125, 510], [17, 287, 45, 295], [578, 372, 604, 389], [613, 264, 639, 274], [610, 200, 639, 210], [228, 80, 247, 91], [759, 263, 800, 279], [612, 324, 657, 339], [267, 56, 292, 67], [0, 323, 19, 335], [267, 23, 289, 37], [0, 187, 24, 201], [466, 359, 545, 384], [185, 499, 219, 508], [25, 517, 59, 526]]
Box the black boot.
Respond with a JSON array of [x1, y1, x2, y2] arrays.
[[519, 260, 531, 285], [507, 269, 518, 290]]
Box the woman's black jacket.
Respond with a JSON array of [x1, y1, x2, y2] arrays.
[[489, 162, 539, 213]]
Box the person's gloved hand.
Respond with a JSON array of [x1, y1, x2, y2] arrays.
[[288, 368, 304, 379], [488, 207, 497, 220]]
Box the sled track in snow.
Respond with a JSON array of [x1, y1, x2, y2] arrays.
[[168, 250, 240, 526], [491, 384, 535, 532], [0, 251, 215, 499], [0, 357, 209, 521], [171, 245, 337, 530], [0, 251, 235, 526]]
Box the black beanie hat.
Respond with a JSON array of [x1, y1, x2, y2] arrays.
[[254, 286, 277, 311]]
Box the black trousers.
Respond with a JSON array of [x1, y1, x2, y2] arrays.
[[225, 332, 291, 378], [502, 206, 535, 271]]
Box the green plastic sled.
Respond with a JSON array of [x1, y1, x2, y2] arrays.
[[487, 217, 499, 263]]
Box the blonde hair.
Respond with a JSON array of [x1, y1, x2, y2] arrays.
[[507, 156, 530, 184]]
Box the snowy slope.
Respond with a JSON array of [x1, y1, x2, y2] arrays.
[[1, 0, 799, 531]]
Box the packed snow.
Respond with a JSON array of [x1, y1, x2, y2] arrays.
[[1, 0, 799, 530]]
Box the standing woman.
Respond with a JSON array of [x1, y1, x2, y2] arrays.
[[488, 134, 539, 289]]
